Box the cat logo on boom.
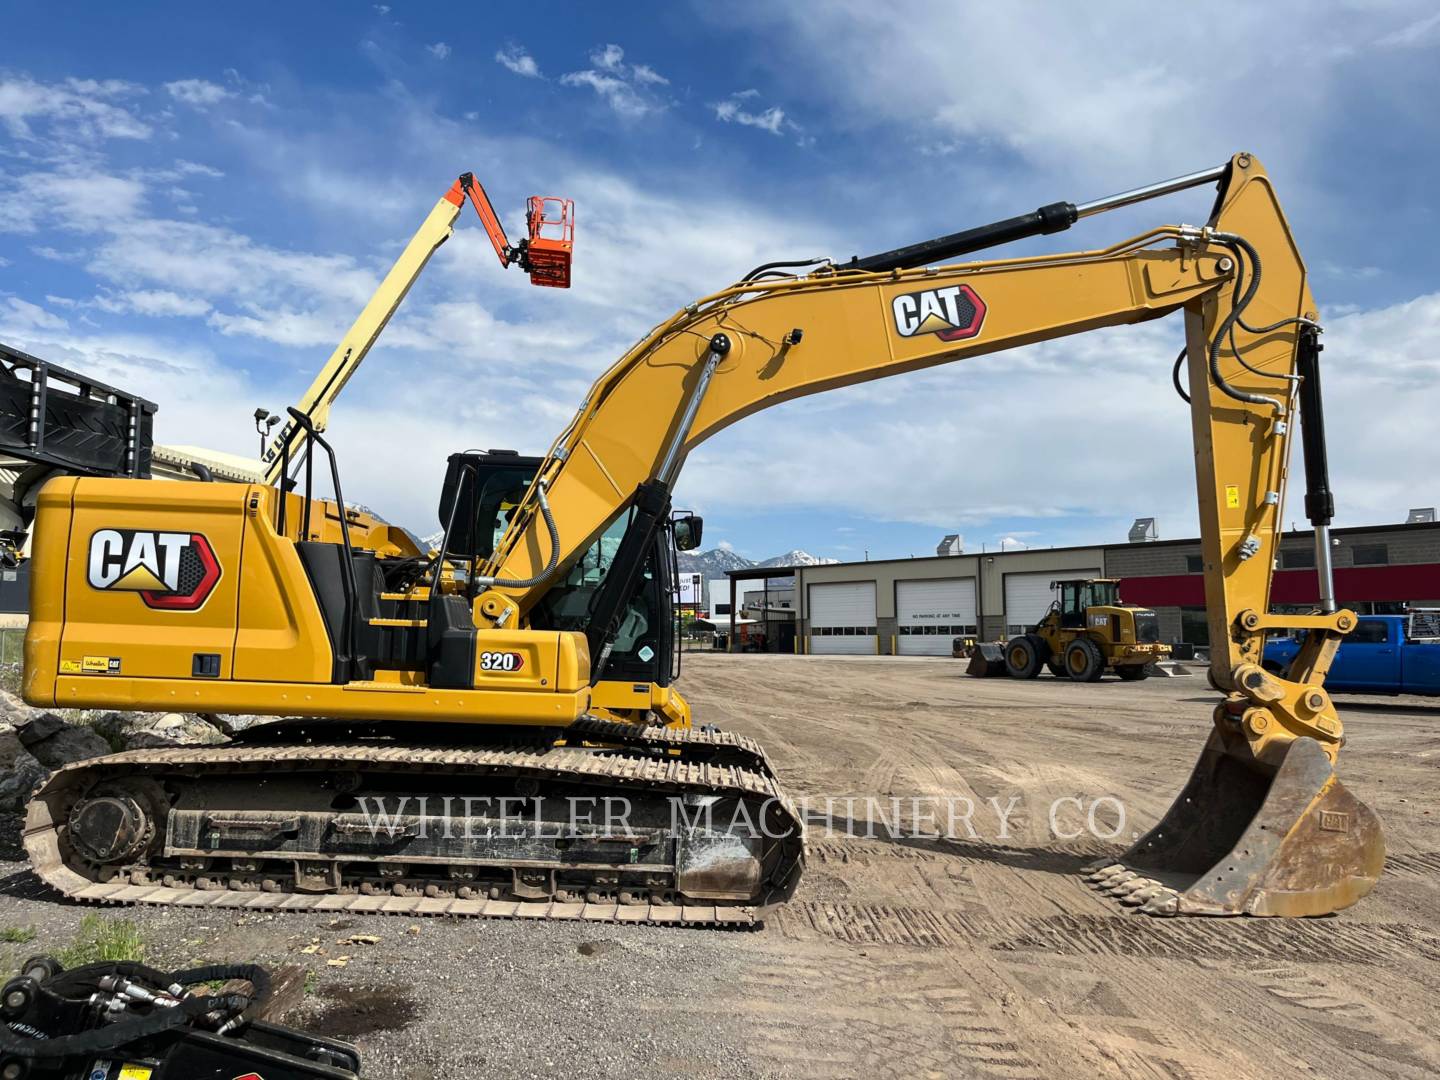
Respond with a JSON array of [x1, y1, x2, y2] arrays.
[[891, 284, 987, 341], [87, 529, 222, 611]]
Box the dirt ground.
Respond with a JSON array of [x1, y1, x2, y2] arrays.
[[2, 653, 1437, 1079]]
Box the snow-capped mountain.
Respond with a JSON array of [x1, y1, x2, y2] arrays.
[[675, 547, 760, 577], [677, 548, 838, 576], [414, 532, 839, 573], [758, 549, 841, 568]]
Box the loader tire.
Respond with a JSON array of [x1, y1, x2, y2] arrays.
[[1064, 637, 1105, 682], [1004, 635, 1045, 679], [1116, 664, 1150, 681]]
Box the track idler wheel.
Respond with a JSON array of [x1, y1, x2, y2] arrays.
[[1085, 730, 1384, 917]]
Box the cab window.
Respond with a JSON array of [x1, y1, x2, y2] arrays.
[[1351, 620, 1390, 645]]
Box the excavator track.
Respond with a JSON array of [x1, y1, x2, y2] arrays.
[[24, 722, 805, 927]]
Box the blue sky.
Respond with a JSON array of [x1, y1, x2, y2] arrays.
[[3, 2, 1438, 561]]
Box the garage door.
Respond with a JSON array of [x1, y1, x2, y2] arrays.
[[1004, 568, 1100, 636], [896, 578, 977, 655], [809, 582, 877, 655]]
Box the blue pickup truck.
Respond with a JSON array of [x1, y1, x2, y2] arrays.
[[1264, 613, 1440, 696]]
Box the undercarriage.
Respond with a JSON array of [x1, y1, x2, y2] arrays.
[[25, 719, 805, 927]]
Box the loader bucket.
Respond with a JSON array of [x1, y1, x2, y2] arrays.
[[965, 643, 1007, 678], [1085, 730, 1384, 916]]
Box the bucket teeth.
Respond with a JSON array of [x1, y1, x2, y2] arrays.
[[1138, 891, 1181, 916], [1115, 877, 1157, 897], [1081, 862, 1180, 914], [1119, 883, 1166, 906], [1100, 871, 1141, 895]]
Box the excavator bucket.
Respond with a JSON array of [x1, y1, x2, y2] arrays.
[[1084, 731, 1384, 916], [965, 643, 1007, 677]]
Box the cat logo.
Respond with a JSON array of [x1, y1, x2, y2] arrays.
[[891, 284, 987, 342], [87, 529, 222, 611]]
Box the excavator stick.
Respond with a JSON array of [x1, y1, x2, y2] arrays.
[[1086, 730, 1385, 916]]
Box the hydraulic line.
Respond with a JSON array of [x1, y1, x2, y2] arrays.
[[1172, 347, 1191, 403], [740, 257, 829, 282], [1205, 230, 1286, 411], [470, 480, 560, 590]]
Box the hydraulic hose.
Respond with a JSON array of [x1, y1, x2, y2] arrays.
[[1172, 348, 1190, 403], [739, 257, 828, 282], [1205, 230, 1286, 411], [168, 962, 272, 1009], [0, 985, 239, 1060], [471, 481, 560, 590]]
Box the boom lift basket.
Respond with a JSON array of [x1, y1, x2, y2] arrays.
[[524, 196, 574, 288]]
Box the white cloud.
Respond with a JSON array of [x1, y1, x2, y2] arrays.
[[592, 44, 625, 72], [95, 290, 212, 318], [495, 44, 542, 79], [427, 42, 452, 61], [0, 170, 149, 233], [713, 91, 793, 137], [2, 297, 68, 331], [164, 79, 233, 108], [724, 2, 1424, 194], [1376, 10, 1440, 48], [0, 74, 150, 141], [561, 45, 668, 118]]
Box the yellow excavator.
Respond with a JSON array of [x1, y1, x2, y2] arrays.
[[21, 153, 1383, 924]]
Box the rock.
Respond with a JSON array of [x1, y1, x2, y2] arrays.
[[0, 748, 47, 809], [16, 713, 111, 768], [203, 713, 265, 736], [92, 711, 228, 751], [0, 747, 48, 809], [0, 689, 50, 733]]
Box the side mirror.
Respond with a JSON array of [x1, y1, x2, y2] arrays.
[[673, 514, 704, 551]]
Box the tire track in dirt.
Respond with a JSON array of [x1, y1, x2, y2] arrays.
[[716, 946, 1046, 1079], [773, 900, 1440, 966], [1232, 964, 1440, 1077], [997, 957, 1248, 1080], [1384, 850, 1440, 878]]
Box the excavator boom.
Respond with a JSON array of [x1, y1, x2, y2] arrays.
[[21, 154, 1382, 922]]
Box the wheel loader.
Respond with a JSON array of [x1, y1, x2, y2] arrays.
[[1002, 577, 1171, 681], [19, 152, 1384, 923]]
